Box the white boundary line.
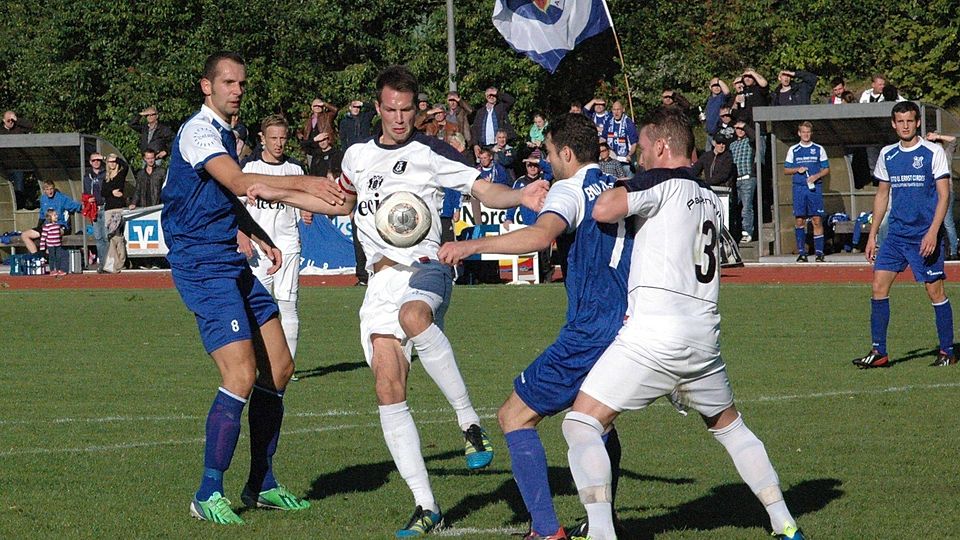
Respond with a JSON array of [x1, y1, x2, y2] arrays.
[[2, 383, 958, 456]]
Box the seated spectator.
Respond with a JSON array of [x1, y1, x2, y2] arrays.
[[527, 113, 547, 148], [129, 149, 165, 209], [127, 106, 174, 161], [1, 110, 34, 209], [448, 132, 474, 166], [841, 90, 857, 103], [20, 180, 81, 254], [882, 83, 905, 102], [504, 153, 553, 282], [39, 208, 68, 276], [476, 147, 510, 186], [339, 100, 375, 149], [770, 69, 818, 106], [704, 78, 730, 150], [490, 130, 515, 179], [826, 76, 847, 104], [598, 141, 629, 181], [692, 135, 737, 189], [859, 74, 887, 103]]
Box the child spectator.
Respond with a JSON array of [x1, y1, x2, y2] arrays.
[[39, 208, 67, 276], [527, 113, 547, 148], [19, 180, 81, 254]]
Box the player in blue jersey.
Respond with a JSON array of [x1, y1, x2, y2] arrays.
[[784, 121, 830, 262], [438, 113, 633, 540], [162, 51, 345, 525], [562, 107, 805, 540], [853, 101, 955, 368]]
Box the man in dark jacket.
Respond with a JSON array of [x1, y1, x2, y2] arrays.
[[339, 100, 375, 149], [770, 70, 819, 106], [470, 87, 515, 158], [128, 106, 174, 161]]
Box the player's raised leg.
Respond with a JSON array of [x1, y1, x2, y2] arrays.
[[242, 317, 310, 511]]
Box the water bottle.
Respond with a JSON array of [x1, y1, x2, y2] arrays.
[[806, 171, 815, 191]]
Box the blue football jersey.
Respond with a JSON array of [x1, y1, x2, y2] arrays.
[[161, 105, 244, 269], [785, 142, 829, 186], [541, 165, 633, 346], [874, 139, 950, 240]]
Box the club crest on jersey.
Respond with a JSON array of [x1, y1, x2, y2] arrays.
[[368, 175, 384, 190], [393, 160, 408, 174], [913, 156, 924, 169]]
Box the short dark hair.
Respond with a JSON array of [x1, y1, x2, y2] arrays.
[[830, 76, 845, 87], [640, 106, 694, 158], [143, 148, 156, 156], [376, 65, 419, 104], [891, 100, 919, 120], [544, 113, 600, 164], [202, 51, 245, 81]]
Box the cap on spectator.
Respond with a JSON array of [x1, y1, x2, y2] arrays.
[[417, 93, 429, 103], [140, 106, 158, 116], [714, 135, 733, 145], [523, 150, 542, 164], [429, 103, 445, 114]]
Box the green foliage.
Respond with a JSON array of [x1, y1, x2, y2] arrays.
[[0, 0, 957, 160]]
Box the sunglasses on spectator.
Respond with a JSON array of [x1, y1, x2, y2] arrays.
[[90, 158, 102, 162], [312, 104, 322, 108], [350, 105, 361, 109], [720, 113, 732, 117], [107, 159, 117, 163], [734, 127, 746, 131], [486, 94, 497, 98]]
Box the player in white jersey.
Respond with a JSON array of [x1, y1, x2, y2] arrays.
[[561, 107, 805, 540], [246, 65, 548, 537], [239, 115, 306, 360]]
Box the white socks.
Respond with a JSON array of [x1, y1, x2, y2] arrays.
[[410, 324, 480, 431], [711, 413, 796, 534], [277, 299, 299, 358], [379, 401, 437, 513], [562, 411, 616, 540]]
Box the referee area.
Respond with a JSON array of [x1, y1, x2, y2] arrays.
[[2, 272, 958, 538]]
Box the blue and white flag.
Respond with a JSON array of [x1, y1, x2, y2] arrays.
[[493, 0, 612, 73]]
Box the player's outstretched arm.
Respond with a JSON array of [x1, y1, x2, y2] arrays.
[[246, 182, 356, 217], [438, 213, 564, 265], [593, 186, 629, 223], [205, 154, 347, 206], [472, 178, 549, 212]]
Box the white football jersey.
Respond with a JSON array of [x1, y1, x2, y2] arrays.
[[622, 168, 723, 351], [340, 132, 478, 272], [240, 157, 305, 255]]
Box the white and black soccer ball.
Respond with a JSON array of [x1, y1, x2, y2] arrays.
[[374, 191, 433, 248]]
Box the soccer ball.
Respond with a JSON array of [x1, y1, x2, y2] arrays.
[[374, 191, 433, 248]]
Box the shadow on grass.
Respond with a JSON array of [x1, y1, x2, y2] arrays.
[[617, 478, 842, 539], [306, 448, 463, 500], [888, 347, 940, 367], [293, 361, 366, 380]]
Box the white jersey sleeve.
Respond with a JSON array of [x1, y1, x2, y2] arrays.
[[873, 143, 896, 182], [931, 141, 950, 180], [339, 144, 360, 195], [430, 144, 478, 195], [178, 108, 229, 169], [626, 184, 666, 218], [539, 178, 586, 232]]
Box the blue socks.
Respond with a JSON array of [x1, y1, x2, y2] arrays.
[[506, 429, 560, 536], [197, 388, 246, 500], [870, 298, 889, 355], [247, 385, 285, 493], [933, 299, 954, 355], [795, 227, 806, 255]]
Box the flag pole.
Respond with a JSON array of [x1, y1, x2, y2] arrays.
[[599, 0, 634, 120]]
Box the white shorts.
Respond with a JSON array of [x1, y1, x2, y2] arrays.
[[358, 260, 453, 366], [249, 250, 300, 302], [580, 335, 734, 418]]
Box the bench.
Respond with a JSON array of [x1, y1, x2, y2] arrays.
[[4, 233, 96, 253]]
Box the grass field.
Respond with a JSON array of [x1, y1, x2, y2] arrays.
[[2, 282, 959, 539]]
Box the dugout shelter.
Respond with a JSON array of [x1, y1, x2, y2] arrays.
[[0, 133, 133, 256], [752, 103, 960, 260]]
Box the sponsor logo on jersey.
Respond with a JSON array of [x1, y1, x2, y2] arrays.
[[254, 198, 286, 210], [393, 160, 408, 174], [913, 156, 924, 169], [356, 191, 383, 216]]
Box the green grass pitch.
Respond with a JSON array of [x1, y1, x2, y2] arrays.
[[1, 283, 958, 538]]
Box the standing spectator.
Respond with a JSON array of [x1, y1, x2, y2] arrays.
[[19, 180, 81, 254], [784, 122, 831, 262], [730, 121, 756, 243], [770, 69, 818, 106], [597, 141, 629, 181], [307, 132, 342, 179], [415, 103, 447, 138], [490, 130, 515, 179], [733, 69, 769, 125], [926, 131, 958, 259], [476, 147, 510, 186], [661, 88, 695, 120], [40, 208, 68, 276], [102, 153, 129, 272], [568, 101, 583, 114], [471, 87, 516, 157], [129, 149, 165, 209], [605, 100, 638, 169], [298, 98, 338, 166], [417, 92, 430, 112], [1, 110, 33, 208], [127, 106, 174, 161], [339, 100, 375, 149], [445, 92, 473, 147], [527, 113, 547, 149], [826, 77, 847, 104], [853, 101, 955, 369], [716, 106, 736, 142], [83, 153, 108, 270], [704, 78, 730, 151], [583, 97, 612, 137], [692, 135, 736, 189]]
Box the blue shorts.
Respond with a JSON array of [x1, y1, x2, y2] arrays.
[[514, 337, 609, 417], [172, 262, 279, 354], [874, 234, 946, 282], [793, 184, 824, 218]]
